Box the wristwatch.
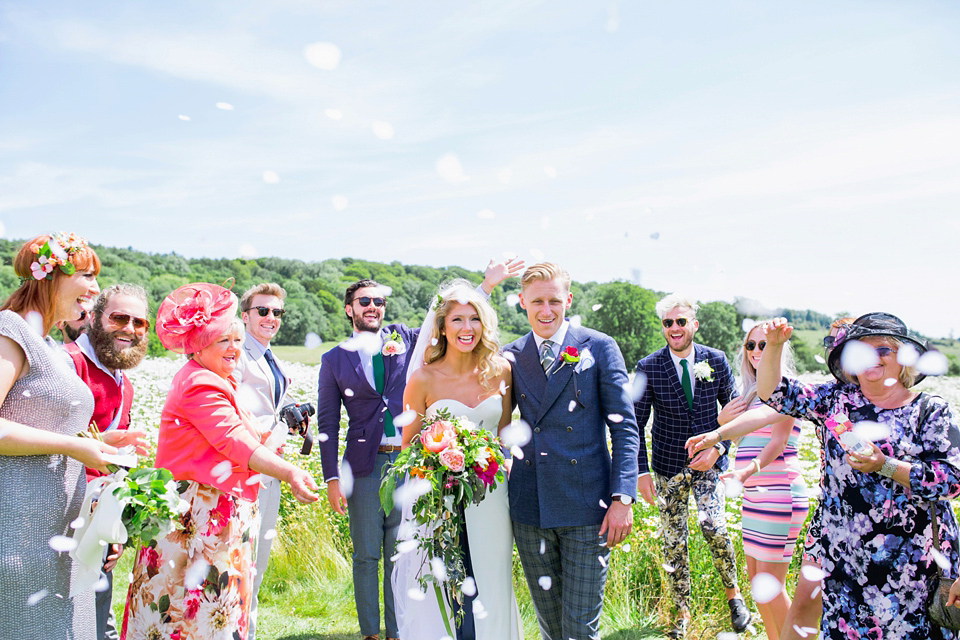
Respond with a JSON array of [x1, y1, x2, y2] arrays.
[[616, 494, 634, 506], [714, 441, 727, 456], [878, 456, 898, 478]]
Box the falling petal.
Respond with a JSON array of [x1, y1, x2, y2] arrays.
[[543, 166, 557, 178], [853, 420, 891, 442], [318, 433, 329, 442], [431, 338, 439, 346], [530, 248, 545, 261], [622, 543, 631, 552], [48, 535, 77, 552], [717, 634, 738, 640], [378, 285, 393, 297], [932, 549, 951, 570], [304, 332, 322, 349], [597, 555, 607, 567], [263, 529, 277, 541], [70, 517, 85, 529], [568, 400, 577, 412], [216, 102, 234, 110], [324, 108, 343, 120], [724, 477, 744, 498], [340, 461, 354, 497], [407, 587, 427, 601], [917, 351, 949, 376], [500, 420, 532, 448], [212, 460, 232, 484], [627, 373, 647, 403], [462, 577, 477, 596], [814, 354, 826, 364], [503, 351, 516, 363], [840, 340, 879, 375], [751, 572, 782, 604], [592, 304, 603, 312], [650, 232, 660, 240], [94, 575, 110, 592], [185, 560, 209, 589], [332, 195, 349, 211], [394, 410, 418, 429], [303, 42, 342, 70], [430, 557, 448, 581], [245, 474, 263, 486], [539, 539, 546, 555], [263, 171, 280, 184], [510, 446, 524, 460], [178, 114, 190, 121], [607, 413, 624, 423], [801, 565, 826, 582], [394, 478, 432, 509], [396, 539, 418, 555], [884, 377, 897, 387], [662, 563, 676, 573], [473, 600, 487, 617], [741, 318, 756, 332], [477, 209, 496, 220], [897, 344, 920, 367], [569, 315, 582, 328], [811, 586, 821, 599], [499, 379, 509, 396], [538, 576, 553, 590], [372, 121, 394, 140], [340, 332, 380, 354], [27, 590, 48, 606], [506, 294, 520, 306], [436, 153, 468, 183], [25, 311, 44, 335], [599, 499, 608, 509]]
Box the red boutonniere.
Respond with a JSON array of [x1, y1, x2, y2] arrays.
[[561, 346, 580, 364]]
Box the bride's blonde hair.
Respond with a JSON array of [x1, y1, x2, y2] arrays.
[[423, 279, 503, 389]]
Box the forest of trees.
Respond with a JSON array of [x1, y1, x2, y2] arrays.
[[0, 239, 840, 371]]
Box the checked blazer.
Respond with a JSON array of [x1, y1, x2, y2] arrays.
[[316, 323, 419, 481], [634, 343, 738, 478], [505, 324, 640, 529]]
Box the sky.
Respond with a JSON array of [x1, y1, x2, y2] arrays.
[[1, 1, 959, 337]]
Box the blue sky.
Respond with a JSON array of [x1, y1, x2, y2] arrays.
[[2, 1, 959, 337]]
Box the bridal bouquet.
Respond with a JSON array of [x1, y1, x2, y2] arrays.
[[380, 407, 506, 634]]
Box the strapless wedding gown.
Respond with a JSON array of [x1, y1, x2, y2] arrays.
[[392, 395, 522, 640]]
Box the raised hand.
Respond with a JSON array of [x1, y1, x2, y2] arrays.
[[762, 317, 793, 346], [685, 430, 720, 458], [718, 396, 747, 426], [481, 256, 526, 292]]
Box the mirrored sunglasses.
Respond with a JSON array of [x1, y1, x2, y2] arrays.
[[107, 312, 150, 331], [252, 306, 285, 318]]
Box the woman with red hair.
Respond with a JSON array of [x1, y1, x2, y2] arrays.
[[0, 233, 118, 640]]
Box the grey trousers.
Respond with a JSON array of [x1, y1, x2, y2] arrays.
[[248, 475, 282, 640]]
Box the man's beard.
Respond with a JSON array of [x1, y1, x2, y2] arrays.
[[87, 318, 148, 370], [62, 323, 85, 342], [352, 313, 382, 333]]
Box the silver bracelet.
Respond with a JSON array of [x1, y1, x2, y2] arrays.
[[878, 456, 898, 478]]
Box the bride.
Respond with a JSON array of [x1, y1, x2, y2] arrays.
[[393, 279, 523, 640]]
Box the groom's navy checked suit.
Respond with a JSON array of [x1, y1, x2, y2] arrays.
[[506, 324, 639, 640], [634, 344, 737, 478]]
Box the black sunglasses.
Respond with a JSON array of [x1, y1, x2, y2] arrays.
[[822, 336, 836, 348], [744, 340, 766, 352], [662, 317, 690, 328], [107, 312, 150, 331], [250, 306, 285, 318], [355, 297, 386, 308]]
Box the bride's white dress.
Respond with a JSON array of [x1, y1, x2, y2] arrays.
[[392, 395, 522, 640]]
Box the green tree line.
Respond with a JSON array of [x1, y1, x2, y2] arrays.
[[0, 239, 836, 371]]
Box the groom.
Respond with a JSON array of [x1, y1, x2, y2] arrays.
[[505, 262, 639, 640]]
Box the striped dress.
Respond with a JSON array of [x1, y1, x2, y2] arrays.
[[735, 403, 809, 563]]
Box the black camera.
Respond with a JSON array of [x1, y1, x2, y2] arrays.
[[280, 402, 316, 455]]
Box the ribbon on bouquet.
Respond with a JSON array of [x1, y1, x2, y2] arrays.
[[69, 472, 130, 596]]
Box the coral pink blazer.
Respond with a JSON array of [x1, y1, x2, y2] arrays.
[[155, 359, 264, 501]]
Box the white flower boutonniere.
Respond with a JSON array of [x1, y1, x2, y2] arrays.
[[382, 330, 407, 356], [574, 347, 595, 373], [693, 361, 714, 381]]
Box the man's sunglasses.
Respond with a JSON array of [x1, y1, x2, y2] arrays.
[[250, 306, 285, 318], [107, 312, 150, 331], [744, 340, 766, 352], [355, 297, 386, 308], [662, 318, 690, 328]]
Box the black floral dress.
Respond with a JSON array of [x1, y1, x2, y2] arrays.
[[765, 378, 960, 640]]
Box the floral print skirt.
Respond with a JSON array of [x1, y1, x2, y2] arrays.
[[121, 481, 260, 640]]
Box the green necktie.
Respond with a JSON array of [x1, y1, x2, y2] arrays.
[[680, 359, 693, 411], [372, 351, 396, 437]]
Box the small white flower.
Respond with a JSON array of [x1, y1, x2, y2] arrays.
[[693, 361, 714, 381]]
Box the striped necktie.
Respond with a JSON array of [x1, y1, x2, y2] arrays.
[[540, 339, 556, 376]]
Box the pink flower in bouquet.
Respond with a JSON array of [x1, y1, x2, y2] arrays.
[[421, 421, 456, 453], [474, 459, 499, 486], [439, 447, 466, 472]]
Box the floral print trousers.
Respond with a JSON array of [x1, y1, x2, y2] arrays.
[[654, 468, 739, 613]]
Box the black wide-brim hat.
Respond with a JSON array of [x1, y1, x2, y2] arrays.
[[827, 312, 929, 386]]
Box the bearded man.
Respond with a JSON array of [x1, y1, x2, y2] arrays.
[[64, 283, 150, 640]]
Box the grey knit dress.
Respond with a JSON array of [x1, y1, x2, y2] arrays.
[[0, 310, 96, 639]]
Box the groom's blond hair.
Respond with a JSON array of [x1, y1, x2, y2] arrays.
[[521, 262, 571, 291]]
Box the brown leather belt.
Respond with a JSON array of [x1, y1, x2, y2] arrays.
[[378, 445, 402, 453]]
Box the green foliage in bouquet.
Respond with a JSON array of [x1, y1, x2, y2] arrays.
[[114, 467, 187, 548]]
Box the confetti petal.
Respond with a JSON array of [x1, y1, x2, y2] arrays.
[[840, 340, 879, 375], [917, 351, 949, 376], [178, 114, 190, 121], [305, 332, 322, 349], [339, 461, 354, 498], [324, 108, 343, 120], [372, 121, 394, 140], [477, 209, 496, 220], [462, 577, 477, 596], [394, 410, 418, 429], [592, 304, 603, 312], [184, 560, 209, 590], [262, 171, 280, 184], [216, 102, 234, 110], [303, 42, 342, 70], [332, 195, 349, 211], [751, 572, 782, 604], [538, 576, 552, 590], [48, 535, 77, 552], [500, 420, 532, 448], [897, 343, 920, 367], [436, 153, 468, 183], [800, 565, 826, 582], [27, 590, 48, 606]]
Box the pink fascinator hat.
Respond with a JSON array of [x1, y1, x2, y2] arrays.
[[156, 283, 238, 354]]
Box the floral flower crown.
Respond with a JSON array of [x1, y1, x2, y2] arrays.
[[26, 232, 89, 281]]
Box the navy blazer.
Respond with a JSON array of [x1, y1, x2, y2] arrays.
[[504, 325, 640, 529], [634, 343, 738, 478], [316, 323, 420, 481]]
